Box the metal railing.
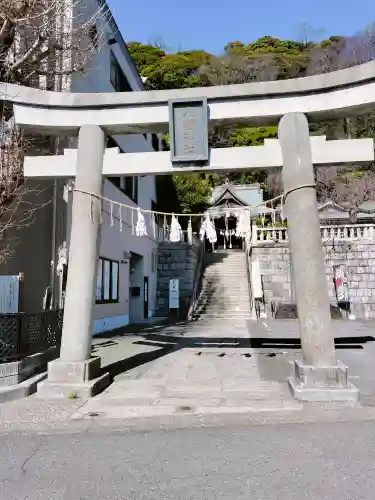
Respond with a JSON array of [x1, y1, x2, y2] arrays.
[[0, 309, 63, 362], [244, 238, 254, 318], [187, 240, 205, 321]]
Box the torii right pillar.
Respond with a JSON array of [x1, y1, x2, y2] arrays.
[[278, 112, 358, 402]]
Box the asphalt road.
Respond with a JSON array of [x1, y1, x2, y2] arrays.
[[0, 420, 374, 499]]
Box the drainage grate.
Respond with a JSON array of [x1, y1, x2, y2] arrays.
[[85, 412, 103, 418], [178, 406, 193, 412]]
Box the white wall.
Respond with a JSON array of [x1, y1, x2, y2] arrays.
[[0, 0, 158, 332], [69, 0, 158, 333], [94, 180, 158, 333]]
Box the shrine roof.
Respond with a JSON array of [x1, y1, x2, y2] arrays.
[[209, 183, 263, 207]]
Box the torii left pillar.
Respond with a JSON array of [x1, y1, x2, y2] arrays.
[[38, 125, 110, 398]]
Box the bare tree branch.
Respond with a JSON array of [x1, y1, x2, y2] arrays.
[[10, 35, 45, 72], [0, 0, 110, 85], [265, 26, 375, 222], [199, 53, 279, 86], [0, 0, 110, 263]]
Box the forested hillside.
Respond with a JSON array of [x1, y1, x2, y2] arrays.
[[128, 29, 375, 221]]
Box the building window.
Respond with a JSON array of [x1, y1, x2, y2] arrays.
[[123, 176, 138, 204], [108, 175, 138, 203], [89, 23, 99, 50], [106, 136, 138, 203], [96, 258, 119, 304], [107, 136, 121, 150], [110, 53, 132, 92], [152, 200, 161, 226], [151, 134, 159, 151], [151, 250, 158, 274]]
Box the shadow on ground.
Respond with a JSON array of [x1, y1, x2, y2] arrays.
[[92, 318, 375, 382]]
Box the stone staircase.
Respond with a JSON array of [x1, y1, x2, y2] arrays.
[[194, 250, 253, 320]]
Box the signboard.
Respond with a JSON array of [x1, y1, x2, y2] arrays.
[[0, 275, 20, 313], [333, 265, 349, 303], [168, 97, 209, 163], [169, 279, 180, 309]]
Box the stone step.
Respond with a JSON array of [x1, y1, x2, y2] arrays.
[[203, 267, 250, 276], [199, 292, 250, 296], [203, 271, 248, 274], [204, 263, 246, 267], [197, 253, 252, 322], [202, 276, 248, 280], [196, 303, 252, 309], [196, 309, 252, 314], [194, 316, 254, 321], [201, 291, 250, 294], [197, 310, 252, 314], [199, 288, 250, 293], [204, 272, 247, 275], [198, 296, 250, 302], [199, 288, 250, 295], [201, 281, 249, 285], [204, 264, 247, 268], [205, 253, 245, 257], [197, 304, 251, 309], [200, 280, 250, 285], [204, 264, 246, 267], [201, 281, 249, 286], [203, 272, 247, 277], [197, 296, 251, 302], [205, 258, 246, 261], [194, 312, 253, 318], [197, 298, 251, 304], [195, 306, 251, 311], [204, 262, 246, 265]]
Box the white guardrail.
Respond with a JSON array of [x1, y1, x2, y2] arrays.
[[252, 224, 375, 243]]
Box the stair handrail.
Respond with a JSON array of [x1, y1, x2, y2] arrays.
[[187, 239, 205, 321], [244, 238, 253, 316]]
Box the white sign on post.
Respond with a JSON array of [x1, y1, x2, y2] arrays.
[[0, 275, 20, 313], [169, 279, 180, 309]]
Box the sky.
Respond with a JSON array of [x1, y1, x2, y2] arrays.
[[107, 0, 375, 54]]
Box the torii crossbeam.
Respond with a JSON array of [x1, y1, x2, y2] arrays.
[[2, 61, 375, 401]]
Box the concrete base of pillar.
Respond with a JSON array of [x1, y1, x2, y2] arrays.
[[37, 357, 110, 399], [288, 360, 359, 403]]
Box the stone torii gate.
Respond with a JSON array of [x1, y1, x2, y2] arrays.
[[2, 60, 375, 401]]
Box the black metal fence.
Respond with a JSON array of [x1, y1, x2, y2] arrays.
[[0, 309, 63, 362]]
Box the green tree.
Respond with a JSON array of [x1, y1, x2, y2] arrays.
[[172, 173, 213, 216], [141, 50, 212, 89], [127, 42, 165, 75], [129, 29, 375, 216]]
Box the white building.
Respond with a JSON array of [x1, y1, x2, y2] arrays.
[[0, 0, 160, 334]]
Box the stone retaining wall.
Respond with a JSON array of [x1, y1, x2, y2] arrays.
[[155, 242, 199, 317], [251, 240, 375, 319]]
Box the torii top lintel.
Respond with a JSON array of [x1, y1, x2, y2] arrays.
[[2, 60, 375, 135]]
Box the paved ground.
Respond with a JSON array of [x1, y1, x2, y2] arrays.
[[1, 420, 375, 499], [1, 318, 375, 432], [76, 318, 375, 420]]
